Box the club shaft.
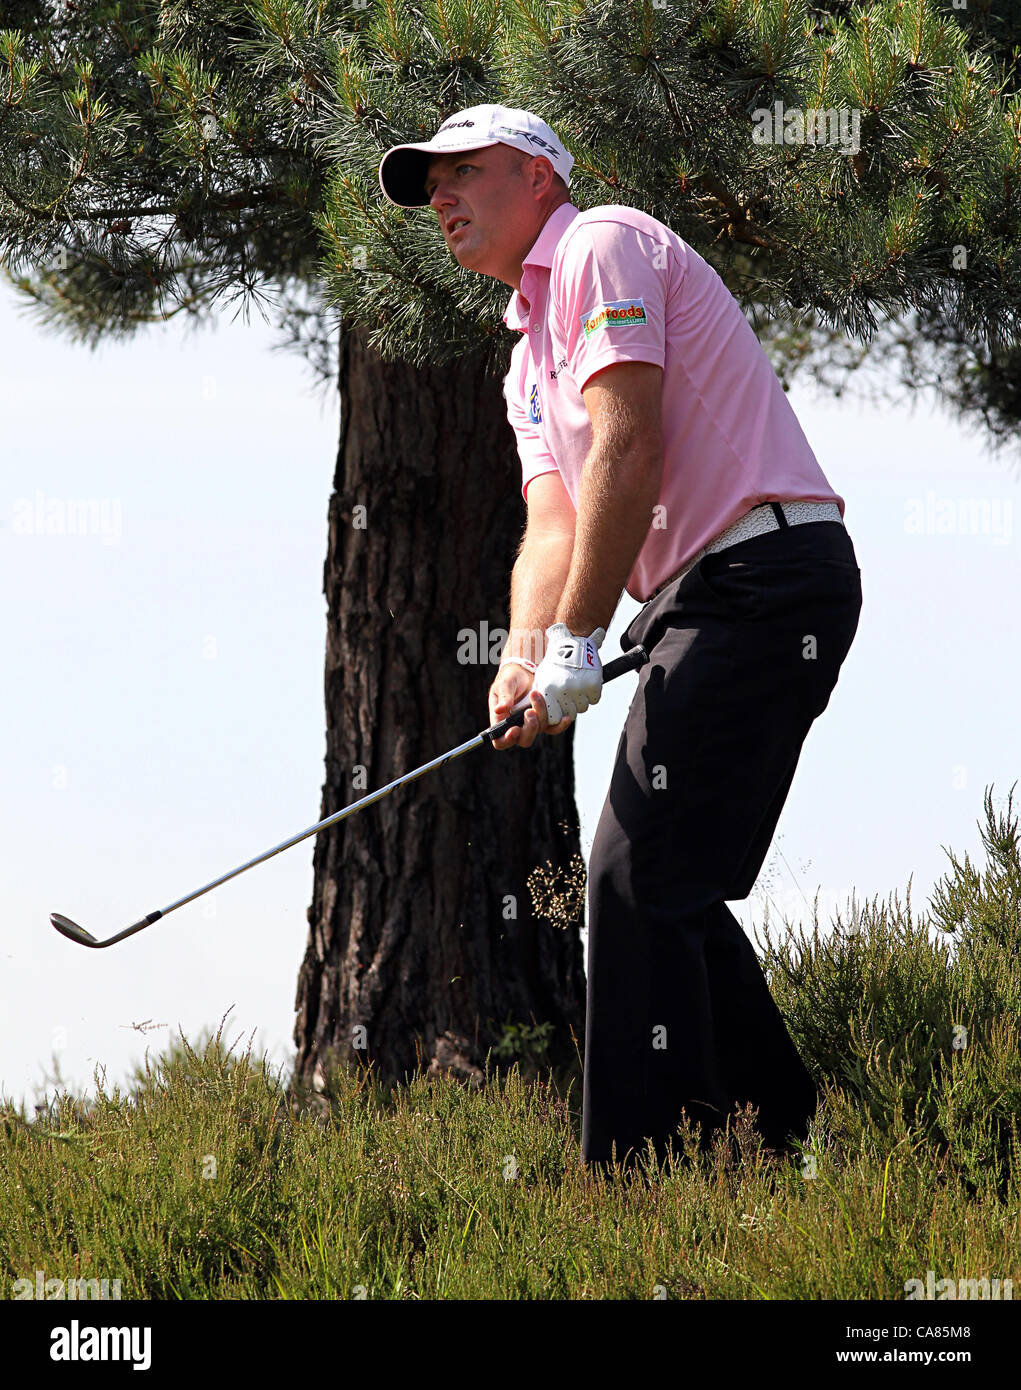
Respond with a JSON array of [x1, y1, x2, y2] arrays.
[[157, 733, 486, 920], [53, 642, 648, 947], [158, 647, 646, 921]]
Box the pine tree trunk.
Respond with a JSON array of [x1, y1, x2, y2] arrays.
[[293, 324, 587, 1091]]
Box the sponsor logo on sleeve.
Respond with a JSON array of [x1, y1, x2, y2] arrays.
[[580, 298, 648, 338], [528, 381, 543, 424]]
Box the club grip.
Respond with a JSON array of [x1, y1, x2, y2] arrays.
[[483, 643, 649, 743]]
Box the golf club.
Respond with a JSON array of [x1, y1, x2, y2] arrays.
[[50, 643, 648, 949]]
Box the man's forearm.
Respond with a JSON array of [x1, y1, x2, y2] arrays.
[[504, 534, 575, 665], [556, 440, 662, 636]]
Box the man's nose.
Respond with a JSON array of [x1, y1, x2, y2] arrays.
[[429, 183, 455, 214]]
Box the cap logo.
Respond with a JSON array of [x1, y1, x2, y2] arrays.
[[495, 126, 559, 157], [439, 118, 475, 130]]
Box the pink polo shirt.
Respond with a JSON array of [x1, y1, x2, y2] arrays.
[[502, 202, 844, 602]]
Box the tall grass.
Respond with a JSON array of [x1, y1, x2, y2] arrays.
[[2, 784, 1018, 1300]]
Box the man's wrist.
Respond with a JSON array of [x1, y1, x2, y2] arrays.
[[555, 608, 611, 639], [498, 655, 537, 675], [553, 615, 608, 642], [543, 622, 606, 658], [503, 626, 547, 667]]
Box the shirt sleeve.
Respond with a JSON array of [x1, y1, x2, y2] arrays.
[[551, 217, 667, 392], [503, 352, 560, 503]]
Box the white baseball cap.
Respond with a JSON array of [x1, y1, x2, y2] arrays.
[[378, 104, 574, 207]]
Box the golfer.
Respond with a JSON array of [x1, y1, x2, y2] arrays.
[[379, 106, 862, 1173]]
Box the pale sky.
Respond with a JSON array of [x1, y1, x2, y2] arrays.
[[2, 286, 1018, 1110]]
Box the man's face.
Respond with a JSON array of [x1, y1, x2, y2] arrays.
[[424, 144, 545, 286]]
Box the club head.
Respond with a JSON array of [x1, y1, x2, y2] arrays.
[[50, 913, 99, 947]]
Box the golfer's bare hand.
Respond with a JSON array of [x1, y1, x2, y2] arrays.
[[488, 664, 574, 750]]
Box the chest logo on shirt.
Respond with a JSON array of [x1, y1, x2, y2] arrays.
[[528, 381, 543, 424], [580, 298, 648, 338]]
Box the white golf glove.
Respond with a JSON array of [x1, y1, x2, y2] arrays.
[[533, 623, 606, 725]]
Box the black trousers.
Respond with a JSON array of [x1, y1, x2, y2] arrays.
[[581, 510, 862, 1172]]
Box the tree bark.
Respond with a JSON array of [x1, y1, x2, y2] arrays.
[[294, 325, 588, 1091]]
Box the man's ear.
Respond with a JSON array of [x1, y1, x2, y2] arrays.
[[530, 155, 557, 197]]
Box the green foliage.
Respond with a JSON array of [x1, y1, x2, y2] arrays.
[[303, 0, 1021, 364], [0, 0, 332, 343], [0, 1020, 297, 1298], [491, 1018, 555, 1066], [760, 781, 1021, 1200], [1, 0, 1018, 371], [2, 783, 1020, 1298]]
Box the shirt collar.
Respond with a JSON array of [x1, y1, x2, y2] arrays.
[[502, 202, 580, 333]]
